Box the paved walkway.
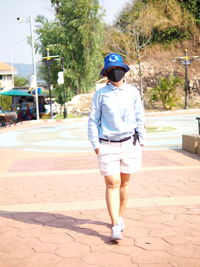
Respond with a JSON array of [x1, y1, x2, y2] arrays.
[[0, 118, 200, 267], [0, 109, 199, 153]]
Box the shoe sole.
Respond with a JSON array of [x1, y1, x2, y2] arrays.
[[111, 235, 123, 241]]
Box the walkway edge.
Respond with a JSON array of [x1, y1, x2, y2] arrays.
[[0, 195, 200, 213], [0, 165, 200, 178]]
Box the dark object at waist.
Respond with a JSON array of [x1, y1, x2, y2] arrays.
[[99, 136, 132, 143], [133, 131, 139, 145]]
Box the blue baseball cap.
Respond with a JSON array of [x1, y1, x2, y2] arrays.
[[100, 53, 130, 76]]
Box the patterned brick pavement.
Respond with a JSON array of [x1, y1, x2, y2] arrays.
[[0, 119, 200, 267]]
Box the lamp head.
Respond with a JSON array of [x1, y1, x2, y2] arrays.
[[17, 17, 25, 23]]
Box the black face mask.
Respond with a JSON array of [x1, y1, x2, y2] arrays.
[[107, 69, 125, 82]]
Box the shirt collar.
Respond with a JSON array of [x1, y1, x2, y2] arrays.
[[108, 82, 126, 90]]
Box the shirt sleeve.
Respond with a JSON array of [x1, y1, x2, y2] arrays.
[[88, 90, 102, 149], [134, 88, 145, 145]]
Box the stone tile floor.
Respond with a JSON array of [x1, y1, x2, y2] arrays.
[[0, 119, 200, 267]]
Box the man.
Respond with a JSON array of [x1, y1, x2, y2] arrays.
[[88, 53, 145, 241]]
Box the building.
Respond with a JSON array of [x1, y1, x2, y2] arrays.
[[0, 62, 17, 91]]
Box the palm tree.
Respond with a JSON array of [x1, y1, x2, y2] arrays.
[[149, 75, 182, 110]]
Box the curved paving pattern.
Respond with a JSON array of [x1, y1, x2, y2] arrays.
[[0, 110, 200, 266], [0, 120, 90, 152], [0, 112, 199, 152]]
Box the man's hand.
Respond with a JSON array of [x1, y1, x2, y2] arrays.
[[94, 148, 100, 154]]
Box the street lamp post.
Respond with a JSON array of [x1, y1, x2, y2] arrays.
[[29, 15, 39, 120], [173, 49, 199, 109], [17, 15, 39, 120], [42, 48, 59, 119], [184, 51, 189, 109]]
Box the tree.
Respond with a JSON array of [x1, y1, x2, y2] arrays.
[[140, 0, 199, 26], [113, 0, 160, 99], [137, 0, 198, 44], [35, 0, 104, 97], [54, 84, 73, 117], [177, 0, 200, 25], [14, 75, 29, 87], [148, 75, 182, 110], [0, 96, 12, 111], [104, 0, 198, 100]]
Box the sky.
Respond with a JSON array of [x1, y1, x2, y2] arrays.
[[0, 0, 132, 65]]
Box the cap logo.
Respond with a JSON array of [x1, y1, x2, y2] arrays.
[[100, 53, 129, 76], [109, 55, 119, 62]]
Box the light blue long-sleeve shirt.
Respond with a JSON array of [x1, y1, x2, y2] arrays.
[[88, 82, 145, 149]]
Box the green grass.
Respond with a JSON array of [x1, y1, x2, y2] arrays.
[[54, 113, 84, 119], [146, 126, 176, 133]]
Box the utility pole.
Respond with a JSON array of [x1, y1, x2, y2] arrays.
[[17, 15, 40, 120], [29, 15, 39, 120], [42, 48, 59, 119], [173, 49, 199, 109]]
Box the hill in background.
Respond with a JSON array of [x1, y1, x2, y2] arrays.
[[13, 63, 33, 78]]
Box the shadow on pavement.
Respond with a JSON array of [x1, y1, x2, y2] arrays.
[[0, 211, 115, 245], [170, 148, 200, 160]]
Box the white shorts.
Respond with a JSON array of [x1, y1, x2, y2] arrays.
[[97, 138, 142, 176]]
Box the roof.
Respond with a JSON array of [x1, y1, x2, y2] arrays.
[[0, 62, 17, 75]]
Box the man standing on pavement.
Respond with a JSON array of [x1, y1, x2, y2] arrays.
[[88, 53, 145, 241]]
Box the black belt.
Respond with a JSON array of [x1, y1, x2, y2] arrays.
[[99, 136, 132, 143]]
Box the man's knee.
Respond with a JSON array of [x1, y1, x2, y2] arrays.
[[120, 173, 131, 187], [105, 176, 120, 189]]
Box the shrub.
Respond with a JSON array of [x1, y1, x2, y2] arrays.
[[148, 75, 182, 110]]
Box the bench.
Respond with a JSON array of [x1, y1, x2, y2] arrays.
[[182, 117, 200, 155]]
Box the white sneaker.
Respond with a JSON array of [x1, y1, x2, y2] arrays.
[[111, 224, 123, 241], [118, 217, 126, 232]]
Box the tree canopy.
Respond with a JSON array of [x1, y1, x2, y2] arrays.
[[34, 0, 199, 105], [178, 0, 200, 25], [14, 75, 29, 87], [114, 0, 198, 47], [35, 0, 104, 97]]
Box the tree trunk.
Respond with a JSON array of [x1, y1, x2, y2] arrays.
[[134, 30, 144, 103]]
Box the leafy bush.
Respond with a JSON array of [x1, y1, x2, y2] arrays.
[[14, 75, 28, 87], [0, 96, 12, 111], [151, 26, 191, 45], [148, 75, 183, 110]]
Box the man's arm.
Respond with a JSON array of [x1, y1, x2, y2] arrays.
[[134, 89, 145, 146], [88, 91, 102, 151]]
